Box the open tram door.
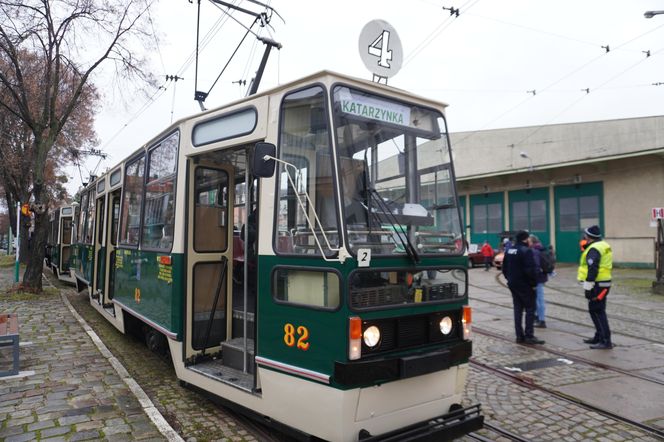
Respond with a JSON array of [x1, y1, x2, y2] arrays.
[[58, 207, 74, 279], [184, 159, 236, 361], [91, 190, 107, 303], [101, 189, 121, 308]]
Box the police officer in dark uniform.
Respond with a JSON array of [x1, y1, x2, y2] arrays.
[[502, 230, 545, 345], [578, 225, 613, 349]]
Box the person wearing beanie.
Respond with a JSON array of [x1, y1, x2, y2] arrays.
[[578, 225, 613, 349], [502, 230, 545, 345]]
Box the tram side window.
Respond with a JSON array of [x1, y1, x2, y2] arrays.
[[62, 218, 72, 244], [273, 268, 340, 309], [85, 188, 96, 245], [78, 192, 88, 243], [53, 212, 60, 243], [120, 156, 145, 246], [276, 85, 339, 255], [142, 132, 178, 250]]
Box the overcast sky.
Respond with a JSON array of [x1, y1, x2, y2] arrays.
[[67, 0, 664, 193]]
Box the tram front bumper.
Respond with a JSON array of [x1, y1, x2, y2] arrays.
[[334, 340, 472, 387], [358, 403, 484, 441]]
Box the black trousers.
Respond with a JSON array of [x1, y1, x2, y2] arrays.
[[510, 286, 536, 339], [588, 286, 611, 344]]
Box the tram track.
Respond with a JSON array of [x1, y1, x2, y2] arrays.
[[468, 422, 531, 442], [491, 271, 664, 332], [465, 273, 664, 345], [473, 325, 664, 387], [469, 358, 664, 440]]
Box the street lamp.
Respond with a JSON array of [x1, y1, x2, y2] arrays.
[[519, 151, 533, 171], [644, 10, 664, 18]]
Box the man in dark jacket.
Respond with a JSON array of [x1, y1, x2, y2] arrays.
[[502, 230, 545, 345]]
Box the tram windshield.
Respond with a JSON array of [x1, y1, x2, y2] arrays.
[[333, 86, 463, 258]]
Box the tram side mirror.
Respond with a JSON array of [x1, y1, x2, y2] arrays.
[[252, 142, 276, 178]]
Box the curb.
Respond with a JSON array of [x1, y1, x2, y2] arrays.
[[60, 292, 184, 442]]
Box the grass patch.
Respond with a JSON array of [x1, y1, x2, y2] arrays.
[[0, 255, 17, 267]]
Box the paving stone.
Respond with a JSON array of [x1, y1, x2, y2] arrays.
[[5, 432, 36, 442], [39, 426, 71, 438], [27, 419, 55, 431], [57, 414, 90, 426], [69, 430, 101, 441]]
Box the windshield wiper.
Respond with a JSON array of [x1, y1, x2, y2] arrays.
[[367, 188, 420, 264]]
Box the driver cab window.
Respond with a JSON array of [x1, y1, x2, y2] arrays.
[[276, 85, 339, 255]]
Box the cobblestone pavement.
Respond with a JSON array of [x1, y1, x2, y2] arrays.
[[0, 268, 165, 441], [460, 264, 664, 441], [54, 276, 264, 442], [3, 259, 663, 442], [460, 365, 660, 442]]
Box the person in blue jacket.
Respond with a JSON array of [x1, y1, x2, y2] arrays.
[[502, 230, 545, 345]]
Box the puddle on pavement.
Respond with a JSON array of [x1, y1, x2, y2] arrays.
[[504, 358, 573, 372]]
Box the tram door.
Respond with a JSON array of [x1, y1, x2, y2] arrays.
[[59, 215, 73, 273], [91, 196, 106, 302], [185, 161, 235, 359], [103, 191, 121, 303]]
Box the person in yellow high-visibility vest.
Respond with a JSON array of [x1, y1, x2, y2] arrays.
[[577, 225, 613, 349]]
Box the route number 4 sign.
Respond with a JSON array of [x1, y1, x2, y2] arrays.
[[359, 20, 403, 80]]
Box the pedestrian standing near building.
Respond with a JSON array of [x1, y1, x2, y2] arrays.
[[529, 235, 548, 328], [480, 240, 494, 271], [578, 225, 613, 349], [502, 230, 545, 345]]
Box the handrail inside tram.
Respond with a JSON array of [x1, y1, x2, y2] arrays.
[[263, 154, 351, 263]]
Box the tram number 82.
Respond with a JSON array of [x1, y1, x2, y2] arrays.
[[283, 323, 310, 351]]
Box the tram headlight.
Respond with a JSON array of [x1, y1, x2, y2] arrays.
[[363, 325, 381, 348], [439, 316, 453, 335]]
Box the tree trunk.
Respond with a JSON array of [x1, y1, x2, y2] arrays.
[[22, 210, 48, 292], [19, 217, 30, 264]]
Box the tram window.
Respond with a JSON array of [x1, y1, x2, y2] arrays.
[[273, 268, 340, 309], [78, 192, 88, 242], [110, 169, 121, 187], [62, 218, 72, 244], [194, 167, 228, 252], [120, 155, 145, 246], [142, 132, 178, 250], [110, 196, 120, 246], [192, 107, 257, 146], [84, 188, 96, 245], [275, 85, 339, 256]]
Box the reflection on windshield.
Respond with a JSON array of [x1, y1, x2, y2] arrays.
[[333, 86, 463, 257]]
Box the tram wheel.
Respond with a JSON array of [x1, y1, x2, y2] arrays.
[[145, 328, 168, 355]]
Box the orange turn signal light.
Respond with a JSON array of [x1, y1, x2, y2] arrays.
[[462, 305, 472, 324], [349, 317, 362, 340]]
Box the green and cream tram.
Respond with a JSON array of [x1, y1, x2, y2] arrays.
[[66, 71, 482, 440], [45, 204, 76, 285]]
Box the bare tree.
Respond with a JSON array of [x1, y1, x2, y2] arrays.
[[0, 0, 156, 291]]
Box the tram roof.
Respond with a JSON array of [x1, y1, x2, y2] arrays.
[[85, 70, 449, 190]]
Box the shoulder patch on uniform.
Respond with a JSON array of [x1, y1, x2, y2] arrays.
[[587, 258, 594, 265]]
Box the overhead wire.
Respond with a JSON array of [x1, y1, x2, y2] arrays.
[[94, 0, 243, 176], [508, 46, 664, 149], [404, 0, 484, 67], [450, 18, 664, 147]]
